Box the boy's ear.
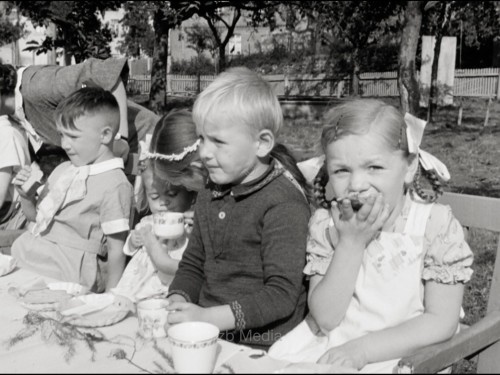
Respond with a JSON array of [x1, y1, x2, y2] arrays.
[[256, 129, 275, 158], [405, 154, 419, 185], [100, 126, 114, 145]]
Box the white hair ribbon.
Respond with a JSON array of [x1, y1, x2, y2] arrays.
[[143, 139, 200, 162], [404, 113, 451, 182]]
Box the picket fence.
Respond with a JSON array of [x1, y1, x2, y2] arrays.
[[127, 68, 500, 99]]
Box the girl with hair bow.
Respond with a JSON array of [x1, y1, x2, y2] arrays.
[[269, 99, 474, 373]]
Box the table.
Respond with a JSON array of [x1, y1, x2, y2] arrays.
[[0, 267, 337, 373]]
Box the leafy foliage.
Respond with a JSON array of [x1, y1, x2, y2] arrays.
[[310, 1, 403, 94], [0, 12, 24, 48], [118, 1, 155, 58], [421, 1, 500, 69], [171, 55, 216, 75], [11, 1, 122, 63], [170, 1, 281, 73]]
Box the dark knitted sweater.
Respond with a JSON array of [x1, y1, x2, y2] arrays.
[[169, 161, 310, 349]]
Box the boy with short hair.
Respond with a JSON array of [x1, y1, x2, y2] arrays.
[[166, 67, 311, 349], [12, 87, 134, 292]]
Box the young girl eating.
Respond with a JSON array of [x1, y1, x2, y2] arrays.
[[268, 99, 474, 372], [112, 109, 205, 302]]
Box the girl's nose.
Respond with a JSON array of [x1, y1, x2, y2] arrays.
[[348, 171, 369, 192]]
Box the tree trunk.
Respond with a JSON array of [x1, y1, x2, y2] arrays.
[[46, 22, 57, 65], [218, 44, 226, 74], [398, 1, 424, 115], [427, 34, 442, 122], [427, 2, 452, 123], [351, 50, 360, 96], [150, 9, 170, 115], [313, 12, 322, 71], [64, 50, 72, 66]]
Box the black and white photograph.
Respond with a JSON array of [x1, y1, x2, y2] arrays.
[[0, 1, 499, 373]]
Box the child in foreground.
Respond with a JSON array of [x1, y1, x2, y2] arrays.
[[11, 87, 134, 292], [268, 99, 474, 372], [165, 67, 311, 350], [112, 109, 205, 301]]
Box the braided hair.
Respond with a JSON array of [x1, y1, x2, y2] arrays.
[[313, 162, 333, 209]]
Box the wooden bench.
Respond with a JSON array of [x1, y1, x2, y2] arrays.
[[398, 191, 500, 373]]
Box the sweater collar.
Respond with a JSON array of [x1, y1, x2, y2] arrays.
[[209, 159, 284, 199]]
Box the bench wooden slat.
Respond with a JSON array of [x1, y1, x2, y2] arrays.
[[398, 192, 500, 373], [398, 310, 500, 373], [438, 192, 500, 232]]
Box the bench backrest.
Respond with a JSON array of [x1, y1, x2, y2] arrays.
[[439, 191, 500, 373]]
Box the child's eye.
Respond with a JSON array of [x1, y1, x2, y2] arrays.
[[333, 168, 349, 174], [369, 165, 383, 171], [150, 194, 159, 200], [166, 191, 179, 198], [213, 138, 225, 145]]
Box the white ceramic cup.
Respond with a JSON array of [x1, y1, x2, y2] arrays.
[[137, 299, 169, 339], [168, 322, 220, 373], [153, 212, 185, 239]]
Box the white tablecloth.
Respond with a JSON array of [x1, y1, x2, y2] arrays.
[[0, 266, 337, 373]]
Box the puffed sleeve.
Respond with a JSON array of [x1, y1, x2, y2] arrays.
[[100, 180, 134, 235], [303, 208, 336, 277], [422, 203, 474, 284]]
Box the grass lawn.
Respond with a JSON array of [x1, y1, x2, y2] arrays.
[[39, 95, 499, 373]]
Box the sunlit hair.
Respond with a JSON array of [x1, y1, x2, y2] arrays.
[[150, 108, 207, 193], [192, 67, 313, 203], [192, 66, 283, 136], [54, 87, 119, 134], [0, 64, 17, 95], [320, 99, 408, 156], [313, 99, 442, 208]]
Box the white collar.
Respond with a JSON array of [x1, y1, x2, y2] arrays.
[[88, 158, 124, 176]]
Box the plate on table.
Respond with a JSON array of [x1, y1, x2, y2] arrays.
[[58, 293, 134, 327], [9, 280, 89, 311]]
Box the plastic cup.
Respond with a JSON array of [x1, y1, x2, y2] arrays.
[[168, 322, 220, 373], [137, 299, 169, 339], [153, 212, 184, 239]]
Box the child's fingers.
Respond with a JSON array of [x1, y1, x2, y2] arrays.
[[373, 203, 391, 230], [167, 311, 189, 325], [339, 199, 354, 221], [165, 301, 189, 312], [12, 168, 31, 181], [137, 225, 152, 237], [166, 302, 192, 324], [330, 203, 341, 225], [364, 194, 385, 224], [355, 194, 376, 221]]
